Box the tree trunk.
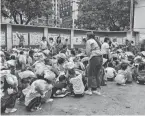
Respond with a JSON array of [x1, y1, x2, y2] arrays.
[[12, 14, 19, 24], [25, 17, 31, 25]]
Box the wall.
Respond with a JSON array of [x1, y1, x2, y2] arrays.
[[0, 24, 139, 50], [1, 24, 7, 48]]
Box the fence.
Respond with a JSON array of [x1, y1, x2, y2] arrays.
[[1, 23, 140, 50]]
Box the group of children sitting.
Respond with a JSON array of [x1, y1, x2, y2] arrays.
[[0, 46, 145, 114]]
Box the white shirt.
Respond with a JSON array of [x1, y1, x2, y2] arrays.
[[105, 67, 116, 79], [40, 41, 48, 50], [7, 60, 16, 67], [101, 42, 110, 54], [70, 74, 84, 94], [49, 42, 55, 48]]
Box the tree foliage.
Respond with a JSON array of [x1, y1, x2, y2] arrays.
[[75, 0, 137, 31], [1, 0, 52, 25]]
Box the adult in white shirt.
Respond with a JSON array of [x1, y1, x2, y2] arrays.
[[40, 37, 49, 51], [101, 37, 110, 60]]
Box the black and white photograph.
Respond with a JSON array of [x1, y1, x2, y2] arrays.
[[0, 0, 145, 115]]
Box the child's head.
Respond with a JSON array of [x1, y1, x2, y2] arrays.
[[112, 60, 119, 66], [44, 58, 50, 65], [113, 57, 118, 61], [120, 63, 128, 70], [59, 75, 66, 82], [57, 57, 65, 65], [71, 49, 76, 56], [80, 55, 85, 60], [108, 62, 113, 68], [73, 56, 79, 62], [130, 60, 134, 65], [138, 62, 145, 71], [20, 51, 24, 55], [10, 55, 15, 60], [68, 69, 76, 78]]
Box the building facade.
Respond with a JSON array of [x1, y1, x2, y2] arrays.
[[60, 0, 80, 28], [134, 0, 145, 42]]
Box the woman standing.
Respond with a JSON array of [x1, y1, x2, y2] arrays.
[[54, 36, 63, 55], [85, 32, 103, 95]]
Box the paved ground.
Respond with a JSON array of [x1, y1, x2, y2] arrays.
[[2, 81, 145, 115]]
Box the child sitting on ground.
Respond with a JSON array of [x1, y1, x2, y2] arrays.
[[105, 62, 117, 81], [115, 62, 128, 85], [51, 75, 68, 98], [68, 68, 85, 97]]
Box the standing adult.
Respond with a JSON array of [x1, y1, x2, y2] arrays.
[[101, 37, 110, 60], [64, 39, 69, 48], [125, 39, 131, 51], [49, 37, 55, 55], [54, 36, 63, 54], [49, 37, 55, 49], [16, 32, 24, 48], [39, 37, 49, 51], [85, 32, 103, 95]]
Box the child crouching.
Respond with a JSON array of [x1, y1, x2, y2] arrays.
[[51, 75, 68, 98], [24, 78, 53, 112], [115, 63, 128, 85]]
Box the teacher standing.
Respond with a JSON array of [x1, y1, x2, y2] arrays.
[[85, 32, 103, 95]]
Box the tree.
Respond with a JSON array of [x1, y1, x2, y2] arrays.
[[1, 0, 53, 25], [75, 0, 137, 31]]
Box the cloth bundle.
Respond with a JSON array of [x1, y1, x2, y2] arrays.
[[5, 74, 18, 86], [44, 67, 56, 81], [18, 70, 36, 79], [115, 74, 126, 84]]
